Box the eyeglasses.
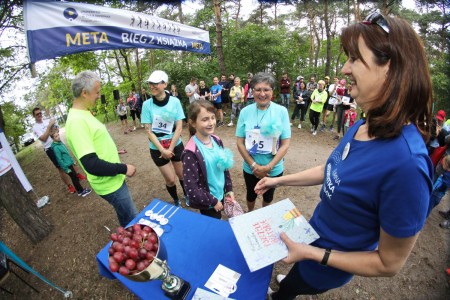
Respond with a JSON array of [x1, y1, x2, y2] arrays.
[[253, 88, 273, 93], [35, 112, 42, 117], [362, 10, 390, 34], [148, 81, 163, 86]]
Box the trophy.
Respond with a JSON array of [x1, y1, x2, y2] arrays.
[[108, 224, 191, 299]]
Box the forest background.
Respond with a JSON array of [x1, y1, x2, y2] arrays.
[[0, 0, 449, 151]]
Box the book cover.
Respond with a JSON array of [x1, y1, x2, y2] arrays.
[[229, 198, 319, 272]]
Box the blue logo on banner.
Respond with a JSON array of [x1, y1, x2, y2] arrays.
[[63, 8, 78, 21]]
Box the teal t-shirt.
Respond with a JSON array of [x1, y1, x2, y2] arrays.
[[194, 136, 225, 202], [66, 108, 124, 195], [236, 102, 291, 176], [141, 95, 185, 150]]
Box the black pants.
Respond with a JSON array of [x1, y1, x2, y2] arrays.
[[335, 105, 346, 134], [291, 103, 307, 122], [272, 262, 328, 300], [309, 110, 321, 131], [67, 165, 83, 193]]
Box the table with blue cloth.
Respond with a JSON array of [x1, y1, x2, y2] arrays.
[[96, 199, 273, 299]]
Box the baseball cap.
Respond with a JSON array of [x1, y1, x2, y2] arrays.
[[147, 70, 168, 83], [436, 110, 446, 121], [325, 76, 330, 80], [297, 76, 304, 81]]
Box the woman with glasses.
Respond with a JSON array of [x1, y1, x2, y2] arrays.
[[236, 72, 291, 212], [257, 12, 433, 299], [141, 70, 188, 207]]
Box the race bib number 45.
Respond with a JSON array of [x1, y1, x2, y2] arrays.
[[245, 128, 273, 155]]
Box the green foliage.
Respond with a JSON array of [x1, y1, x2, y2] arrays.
[[1, 101, 26, 149]]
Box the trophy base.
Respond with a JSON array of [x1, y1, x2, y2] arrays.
[[163, 280, 191, 300]]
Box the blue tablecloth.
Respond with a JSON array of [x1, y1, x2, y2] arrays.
[[96, 199, 273, 299]]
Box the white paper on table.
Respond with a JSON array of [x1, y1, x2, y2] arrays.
[[204, 264, 241, 298], [192, 287, 236, 300], [138, 218, 164, 237]]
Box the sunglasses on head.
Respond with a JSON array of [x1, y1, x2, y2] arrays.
[[362, 10, 390, 34]]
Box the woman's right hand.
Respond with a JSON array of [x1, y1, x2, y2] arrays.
[[254, 177, 277, 195]]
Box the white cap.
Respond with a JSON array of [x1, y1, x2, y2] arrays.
[[147, 70, 168, 83]]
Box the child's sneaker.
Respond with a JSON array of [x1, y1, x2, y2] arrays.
[[184, 196, 190, 207], [174, 199, 181, 207], [78, 188, 92, 197], [76, 173, 87, 180], [68, 185, 76, 194]]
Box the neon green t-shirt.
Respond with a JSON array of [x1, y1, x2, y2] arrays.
[[66, 109, 125, 195], [310, 89, 328, 113]]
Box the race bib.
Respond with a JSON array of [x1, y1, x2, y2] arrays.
[[329, 97, 338, 105], [152, 115, 174, 134], [245, 128, 273, 155], [342, 96, 351, 105]]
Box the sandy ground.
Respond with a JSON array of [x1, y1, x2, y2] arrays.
[[0, 114, 449, 299]]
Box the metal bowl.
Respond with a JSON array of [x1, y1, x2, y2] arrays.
[[109, 224, 168, 282]]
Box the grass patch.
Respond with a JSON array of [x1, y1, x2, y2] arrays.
[[16, 143, 39, 167]]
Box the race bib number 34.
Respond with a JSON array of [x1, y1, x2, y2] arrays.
[[152, 115, 174, 134]]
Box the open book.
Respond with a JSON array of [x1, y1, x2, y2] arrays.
[[229, 199, 319, 272]]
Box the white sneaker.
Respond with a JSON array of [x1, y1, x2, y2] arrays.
[[298, 124, 302, 129], [290, 123, 293, 126], [276, 274, 286, 284], [140, 124, 144, 128], [227, 122, 233, 127], [313, 130, 317, 136], [267, 287, 274, 300], [310, 128, 314, 133], [133, 126, 136, 131]]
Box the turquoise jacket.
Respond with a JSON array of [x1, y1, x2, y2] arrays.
[[51, 141, 74, 173]]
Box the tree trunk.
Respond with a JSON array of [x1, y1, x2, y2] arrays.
[[0, 169, 53, 244], [324, 0, 331, 76], [213, 0, 226, 75]]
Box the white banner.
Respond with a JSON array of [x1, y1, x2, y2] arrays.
[[0, 129, 32, 192], [24, 0, 211, 63]]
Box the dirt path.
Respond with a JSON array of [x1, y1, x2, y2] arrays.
[[0, 117, 449, 299]]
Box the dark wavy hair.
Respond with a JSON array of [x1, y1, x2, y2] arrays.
[[341, 16, 432, 141]]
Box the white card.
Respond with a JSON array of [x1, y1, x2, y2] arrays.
[[204, 265, 241, 298]]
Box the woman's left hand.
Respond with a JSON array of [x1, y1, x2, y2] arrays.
[[280, 232, 313, 264]]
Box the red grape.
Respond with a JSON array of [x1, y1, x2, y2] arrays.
[[143, 226, 152, 233], [133, 223, 142, 232], [125, 259, 136, 270], [122, 237, 131, 246], [108, 247, 115, 255], [138, 248, 147, 259], [148, 234, 157, 244], [128, 248, 138, 259], [153, 243, 158, 251], [136, 261, 146, 271], [146, 251, 155, 260], [111, 233, 118, 241], [113, 252, 124, 263], [130, 240, 139, 249], [109, 261, 119, 272], [119, 266, 130, 276], [144, 241, 153, 251]]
